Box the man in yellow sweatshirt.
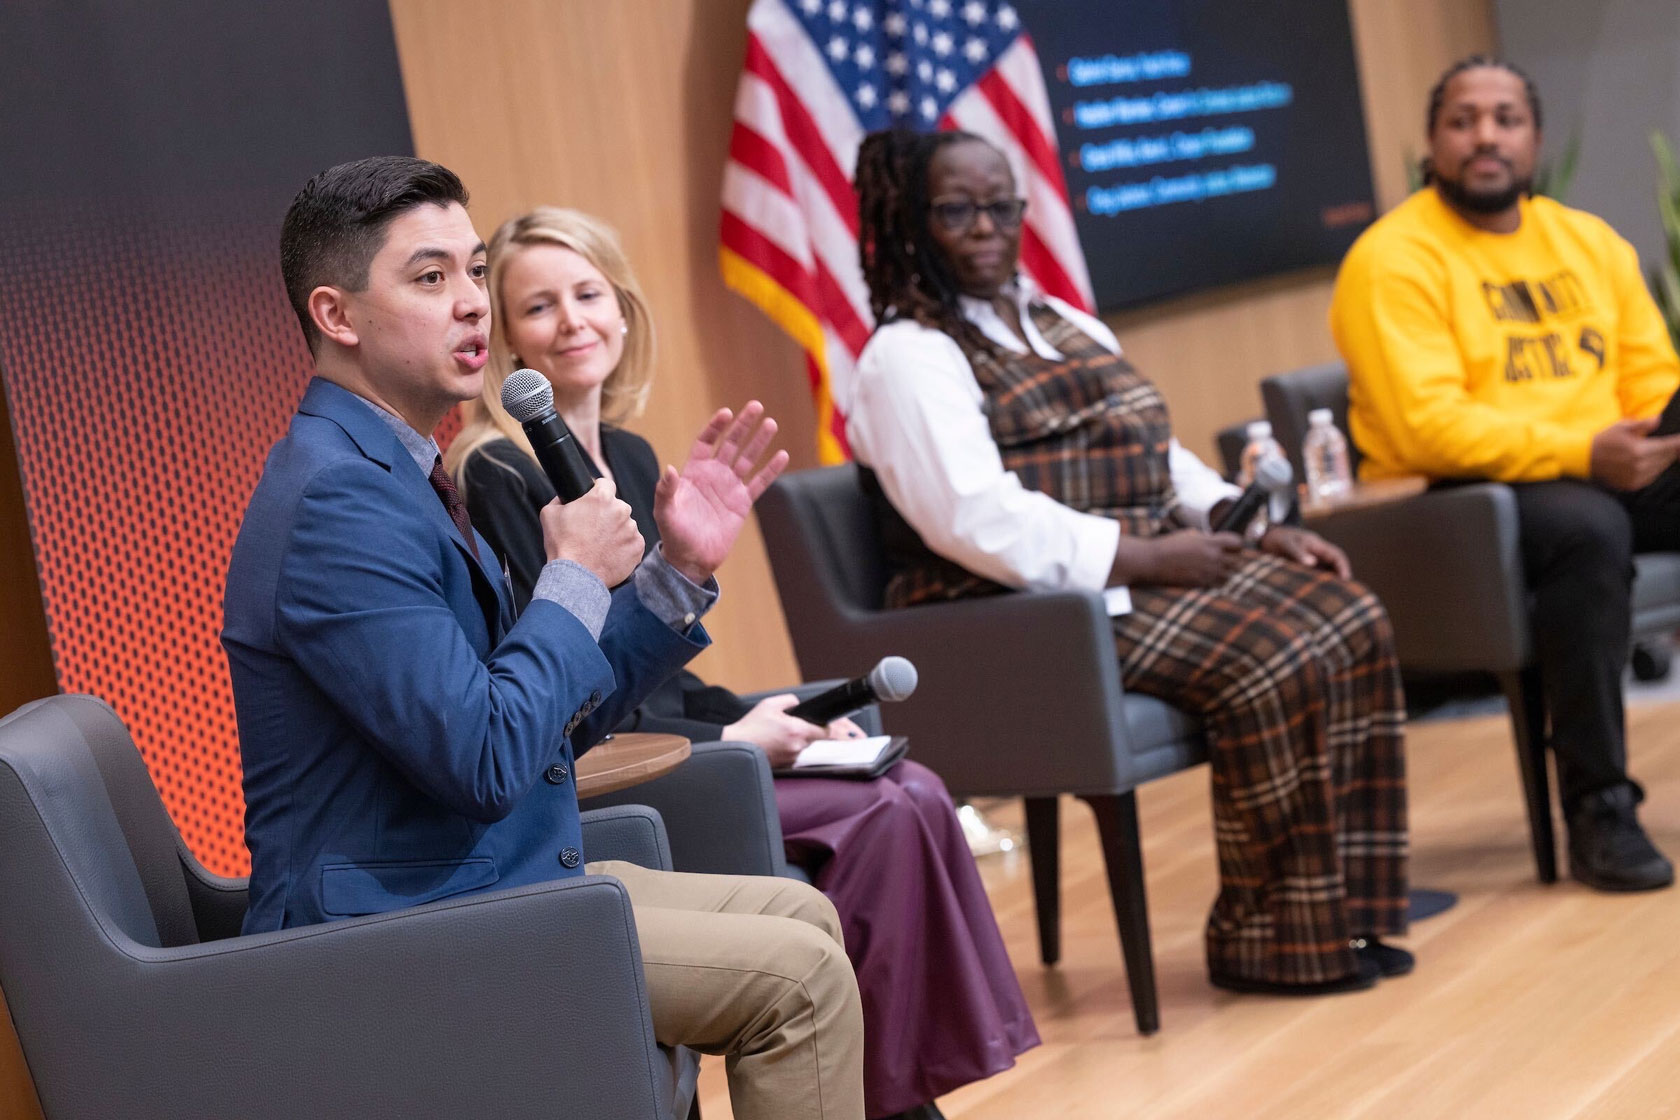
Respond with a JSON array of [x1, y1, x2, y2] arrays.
[[1331, 56, 1679, 892]]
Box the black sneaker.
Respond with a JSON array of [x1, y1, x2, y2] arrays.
[[1567, 784, 1674, 892]]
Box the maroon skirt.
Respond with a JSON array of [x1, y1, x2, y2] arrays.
[[775, 760, 1039, 1116]]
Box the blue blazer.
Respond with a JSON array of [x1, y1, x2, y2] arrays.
[[224, 378, 706, 933]]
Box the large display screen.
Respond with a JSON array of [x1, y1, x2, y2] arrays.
[[1021, 0, 1377, 310]]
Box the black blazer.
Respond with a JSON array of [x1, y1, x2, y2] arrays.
[[459, 430, 752, 742]]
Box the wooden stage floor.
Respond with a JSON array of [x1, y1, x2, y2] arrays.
[[698, 700, 1680, 1119]]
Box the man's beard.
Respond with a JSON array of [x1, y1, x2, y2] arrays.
[[1434, 164, 1532, 214]]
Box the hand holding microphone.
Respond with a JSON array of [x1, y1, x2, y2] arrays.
[[786, 656, 918, 725], [1112, 456, 1294, 589], [722, 694, 859, 769], [723, 657, 918, 768], [1212, 454, 1294, 534], [503, 368, 595, 502], [1212, 454, 1350, 576], [538, 479, 643, 587], [504, 369, 642, 585]]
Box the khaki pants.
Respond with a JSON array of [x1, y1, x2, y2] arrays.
[[589, 861, 864, 1120]]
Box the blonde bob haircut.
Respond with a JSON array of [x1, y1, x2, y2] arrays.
[[446, 206, 655, 482]]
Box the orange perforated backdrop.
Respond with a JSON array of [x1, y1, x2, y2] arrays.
[[0, 1, 416, 880], [0, 217, 467, 877], [0, 206, 312, 875]]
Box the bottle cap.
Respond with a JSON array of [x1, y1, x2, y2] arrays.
[[1308, 408, 1334, 425], [1245, 420, 1272, 440]]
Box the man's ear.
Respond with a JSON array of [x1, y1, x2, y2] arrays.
[[308, 285, 359, 349]]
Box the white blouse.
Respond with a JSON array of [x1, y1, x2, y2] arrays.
[[841, 283, 1239, 615]]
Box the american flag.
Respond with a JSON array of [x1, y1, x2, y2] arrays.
[[720, 0, 1094, 462]]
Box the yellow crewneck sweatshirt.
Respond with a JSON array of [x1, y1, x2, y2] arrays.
[[1330, 188, 1680, 482]]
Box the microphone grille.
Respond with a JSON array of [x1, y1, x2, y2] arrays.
[[868, 656, 918, 702], [1256, 454, 1293, 491], [501, 368, 554, 423]]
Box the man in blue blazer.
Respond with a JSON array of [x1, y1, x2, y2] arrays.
[[223, 157, 863, 1120]]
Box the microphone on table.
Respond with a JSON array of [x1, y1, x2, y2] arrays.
[[501, 368, 595, 503], [1212, 454, 1294, 534], [787, 657, 919, 726]]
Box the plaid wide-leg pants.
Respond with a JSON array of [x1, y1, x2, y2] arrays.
[[1114, 552, 1409, 984]]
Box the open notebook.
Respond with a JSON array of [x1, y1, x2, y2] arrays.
[[775, 735, 909, 780]]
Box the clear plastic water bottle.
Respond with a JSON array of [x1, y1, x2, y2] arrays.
[[1301, 408, 1353, 504], [1237, 420, 1288, 535]]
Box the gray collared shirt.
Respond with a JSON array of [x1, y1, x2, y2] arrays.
[[357, 398, 715, 640]]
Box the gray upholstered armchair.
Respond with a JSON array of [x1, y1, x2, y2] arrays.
[[1261, 361, 1680, 881], [0, 694, 699, 1119], [757, 465, 1208, 1036]]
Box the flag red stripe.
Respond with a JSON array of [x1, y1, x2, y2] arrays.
[[720, 209, 815, 306], [802, 348, 823, 394], [1019, 224, 1084, 309], [975, 61, 1071, 202], [723, 157, 871, 347], [830, 412, 851, 457], [812, 259, 870, 356], [742, 32, 860, 237], [728, 120, 795, 196], [814, 352, 853, 457]]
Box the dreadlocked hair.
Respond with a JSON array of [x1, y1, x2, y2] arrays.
[[856, 127, 998, 355], [1421, 54, 1543, 185]]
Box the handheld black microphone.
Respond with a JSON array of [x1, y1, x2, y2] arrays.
[[787, 657, 919, 726], [501, 368, 595, 503], [1212, 454, 1294, 534]]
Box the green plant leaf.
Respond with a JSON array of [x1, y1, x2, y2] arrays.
[[1404, 145, 1424, 194], [1539, 133, 1580, 202], [1652, 132, 1680, 191]]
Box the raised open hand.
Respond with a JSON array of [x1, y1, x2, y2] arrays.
[[654, 401, 790, 584]]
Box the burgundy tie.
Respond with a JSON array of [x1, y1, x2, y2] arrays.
[[428, 456, 480, 561]]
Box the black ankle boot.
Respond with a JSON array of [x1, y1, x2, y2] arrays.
[[1351, 936, 1413, 977], [1209, 956, 1381, 995], [1567, 784, 1674, 892]]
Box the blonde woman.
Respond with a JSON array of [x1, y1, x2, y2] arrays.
[[447, 207, 1037, 1120]]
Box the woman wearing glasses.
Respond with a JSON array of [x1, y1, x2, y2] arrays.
[[446, 206, 1037, 1120], [846, 129, 1412, 997]]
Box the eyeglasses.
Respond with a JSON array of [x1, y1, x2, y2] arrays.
[[928, 197, 1028, 233]]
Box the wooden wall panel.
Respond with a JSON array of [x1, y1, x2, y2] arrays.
[[388, 0, 1494, 692]]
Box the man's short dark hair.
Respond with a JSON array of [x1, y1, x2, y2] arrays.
[[280, 156, 469, 351], [1426, 55, 1544, 137]]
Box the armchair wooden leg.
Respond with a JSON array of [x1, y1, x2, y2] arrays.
[[1497, 667, 1557, 883], [1079, 791, 1160, 1036], [1023, 796, 1061, 966]]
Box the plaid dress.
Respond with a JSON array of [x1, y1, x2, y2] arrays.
[[882, 302, 1408, 983]]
